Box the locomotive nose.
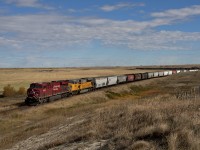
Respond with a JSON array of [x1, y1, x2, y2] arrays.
[[27, 89, 39, 97]]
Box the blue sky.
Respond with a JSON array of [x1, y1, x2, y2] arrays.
[[0, 0, 200, 67]]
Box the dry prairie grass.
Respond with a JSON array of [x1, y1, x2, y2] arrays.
[[0, 89, 111, 149], [90, 97, 200, 150], [0, 71, 199, 150], [33, 95, 200, 150]]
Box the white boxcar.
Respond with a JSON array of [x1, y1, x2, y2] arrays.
[[153, 72, 159, 77], [94, 77, 107, 88], [164, 71, 169, 76], [107, 76, 118, 86], [168, 71, 173, 75], [176, 70, 181, 73], [158, 72, 164, 77], [148, 72, 154, 78], [117, 75, 127, 83], [189, 69, 198, 72]]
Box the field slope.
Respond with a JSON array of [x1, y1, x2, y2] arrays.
[[0, 69, 199, 150]]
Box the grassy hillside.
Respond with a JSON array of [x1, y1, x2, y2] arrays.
[[0, 70, 199, 149]]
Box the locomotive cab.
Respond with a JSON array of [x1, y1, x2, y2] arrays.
[[28, 83, 43, 96], [25, 83, 45, 104], [25, 83, 51, 104]]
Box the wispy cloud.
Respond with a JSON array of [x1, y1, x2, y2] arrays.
[[5, 0, 40, 7], [100, 2, 145, 12], [67, 8, 77, 13], [151, 5, 200, 19], [0, 12, 200, 52], [66, 8, 91, 14], [1, 4, 200, 67], [0, 4, 200, 54], [4, 0, 54, 9]]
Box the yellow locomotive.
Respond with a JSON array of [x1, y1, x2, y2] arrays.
[[68, 78, 93, 94]]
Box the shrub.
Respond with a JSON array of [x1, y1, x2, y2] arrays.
[[129, 85, 151, 94], [2, 85, 26, 97], [3, 84, 16, 97], [17, 87, 26, 95], [106, 91, 121, 99]]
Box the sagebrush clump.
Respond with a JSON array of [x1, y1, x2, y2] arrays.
[[17, 87, 26, 95], [3, 84, 26, 97]]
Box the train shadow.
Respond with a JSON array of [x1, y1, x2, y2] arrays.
[[14, 102, 27, 107]]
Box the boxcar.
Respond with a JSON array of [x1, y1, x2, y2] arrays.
[[168, 71, 173, 75], [94, 77, 108, 88], [127, 74, 134, 82], [117, 75, 127, 83], [141, 73, 148, 80], [164, 71, 169, 76], [158, 72, 164, 77], [134, 73, 142, 80], [190, 69, 198, 72], [107, 76, 118, 86], [153, 72, 159, 78], [148, 72, 154, 78], [172, 70, 177, 74]]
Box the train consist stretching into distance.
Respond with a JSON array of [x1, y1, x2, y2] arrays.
[[25, 69, 199, 105]]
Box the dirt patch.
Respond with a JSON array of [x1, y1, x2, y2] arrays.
[[9, 116, 85, 150]]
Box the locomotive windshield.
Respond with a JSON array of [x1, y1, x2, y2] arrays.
[[30, 84, 42, 88]]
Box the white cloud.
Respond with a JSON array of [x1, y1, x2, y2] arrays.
[[0, 13, 200, 52], [5, 0, 39, 7], [100, 2, 145, 12], [125, 30, 200, 50], [67, 9, 77, 13], [151, 5, 200, 19], [1, 5, 200, 52], [0, 36, 21, 49], [4, 0, 54, 9], [0, 4, 200, 67], [0, 7, 9, 14]]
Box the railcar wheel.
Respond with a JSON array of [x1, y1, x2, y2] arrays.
[[38, 99, 43, 104]]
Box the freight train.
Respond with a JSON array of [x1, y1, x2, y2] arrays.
[[25, 69, 198, 105]]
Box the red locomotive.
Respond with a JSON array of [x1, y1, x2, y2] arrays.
[[25, 80, 69, 105]]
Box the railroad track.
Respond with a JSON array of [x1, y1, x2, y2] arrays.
[[0, 102, 29, 115]]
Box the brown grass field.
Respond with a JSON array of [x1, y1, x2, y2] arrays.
[[0, 67, 200, 150]]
